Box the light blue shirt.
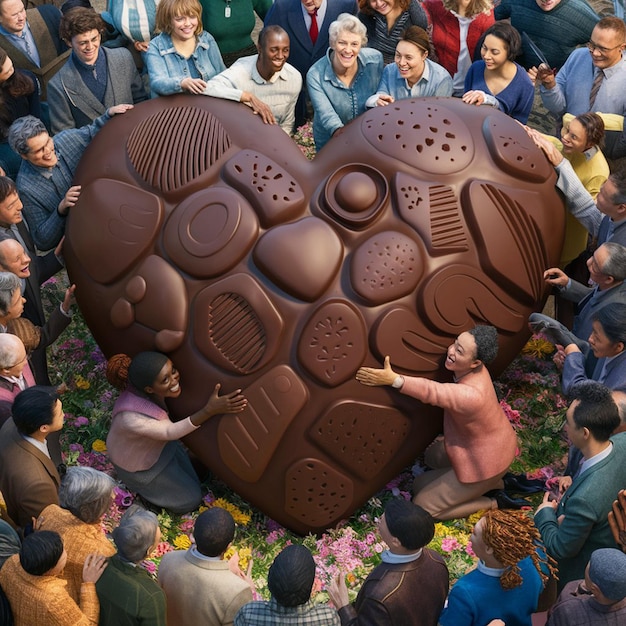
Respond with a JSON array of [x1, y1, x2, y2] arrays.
[[0, 21, 40, 66], [146, 30, 226, 97], [307, 47, 383, 151], [366, 57, 453, 108], [540, 47, 626, 116]]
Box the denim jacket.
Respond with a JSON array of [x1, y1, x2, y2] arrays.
[[146, 31, 226, 97], [307, 47, 383, 151]]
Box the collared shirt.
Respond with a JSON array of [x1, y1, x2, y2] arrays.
[[72, 49, 107, 103], [307, 47, 383, 150], [579, 442, 613, 476], [0, 374, 26, 391], [541, 48, 626, 116], [189, 546, 222, 561], [380, 548, 422, 564], [0, 21, 40, 66], [203, 55, 302, 134], [366, 57, 453, 108], [21, 434, 51, 458], [300, 0, 327, 30], [234, 597, 340, 625], [476, 560, 507, 578]]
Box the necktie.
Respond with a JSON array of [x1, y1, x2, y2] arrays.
[[309, 9, 318, 45], [588, 69, 604, 110]]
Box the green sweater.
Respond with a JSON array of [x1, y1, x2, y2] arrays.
[[535, 432, 626, 591], [199, 0, 272, 55], [96, 555, 166, 626]]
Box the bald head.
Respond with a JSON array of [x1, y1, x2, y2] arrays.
[[0, 333, 26, 375], [0, 238, 31, 279]]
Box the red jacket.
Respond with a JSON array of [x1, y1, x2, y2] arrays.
[[424, 0, 494, 76]]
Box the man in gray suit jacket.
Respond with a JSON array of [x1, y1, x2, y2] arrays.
[[158, 507, 254, 626], [47, 7, 147, 134], [535, 382, 626, 591], [529, 242, 626, 351]]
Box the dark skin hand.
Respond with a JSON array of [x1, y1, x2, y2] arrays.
[[609, 489, 626, 553]]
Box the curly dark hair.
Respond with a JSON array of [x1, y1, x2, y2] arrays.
[[467, 325, 498, 365]]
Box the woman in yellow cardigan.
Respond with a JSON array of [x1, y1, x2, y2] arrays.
[[556, 112, 609, 267]]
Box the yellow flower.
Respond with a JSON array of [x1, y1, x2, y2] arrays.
[[173, 535, 191, 550], [75, 375, 91, 390], [522, 337, 555, 358], [211, 499, 251, 526], [91, 439, 107, 453], [467, 511, 484, 526], [237, 546, 252, 571]]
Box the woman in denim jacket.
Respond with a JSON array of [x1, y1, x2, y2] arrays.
[[146, 0, 225, 97], [307, 13, 382, 152]]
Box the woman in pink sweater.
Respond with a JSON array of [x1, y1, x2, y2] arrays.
[[356, 325, 517, 520], [106, 351, 247, 513]]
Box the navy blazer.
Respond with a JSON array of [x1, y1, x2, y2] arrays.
[[264, 0, 358, 78], [562, 349, 626, 396]]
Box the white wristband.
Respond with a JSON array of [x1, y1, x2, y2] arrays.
[[391, 376, 404, 389]]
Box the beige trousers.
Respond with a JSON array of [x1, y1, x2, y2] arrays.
[[412, 438, 504, 520]]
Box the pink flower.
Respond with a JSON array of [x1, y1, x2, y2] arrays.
[[441, 537, 460, 553], [152, 542, 174, 558]]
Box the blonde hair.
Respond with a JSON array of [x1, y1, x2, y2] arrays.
[[155, 0, 203, 36]]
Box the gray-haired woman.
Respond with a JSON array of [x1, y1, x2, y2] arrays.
[[38, 466, 117, 602]]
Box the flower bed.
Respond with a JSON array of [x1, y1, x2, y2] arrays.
[[45, 256, 568, 600]]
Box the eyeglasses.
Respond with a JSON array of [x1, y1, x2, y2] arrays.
[[588, 255, 610, 277], [586, 40, 623, 54], [6, 353, 27, 370]]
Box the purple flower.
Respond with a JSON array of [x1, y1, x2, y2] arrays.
[[114, 487, 135, 508]]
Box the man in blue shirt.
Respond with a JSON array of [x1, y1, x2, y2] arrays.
[[0, 0, 68, 98], [530, 17, 626, 118]]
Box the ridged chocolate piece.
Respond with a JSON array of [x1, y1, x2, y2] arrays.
[[67, 95, 564, 534]]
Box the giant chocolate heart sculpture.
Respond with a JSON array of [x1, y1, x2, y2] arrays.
[[65, 96, 564, 534]]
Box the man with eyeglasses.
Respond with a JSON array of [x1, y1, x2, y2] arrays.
[[529, 242, 626, 347], [7, 103, 132, 251], [531, 17, 626, 118]]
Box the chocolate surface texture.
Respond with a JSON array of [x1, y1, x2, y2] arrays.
[[66, 96, 564, 534]]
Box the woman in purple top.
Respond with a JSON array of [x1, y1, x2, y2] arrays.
[[106, 351, 247, 513], [462, 22, 534, 123]]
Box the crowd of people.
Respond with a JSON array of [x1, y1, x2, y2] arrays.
[[0, 0, 625, 623]]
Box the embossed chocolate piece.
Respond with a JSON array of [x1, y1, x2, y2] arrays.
[[66, 96, 564, 534]]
